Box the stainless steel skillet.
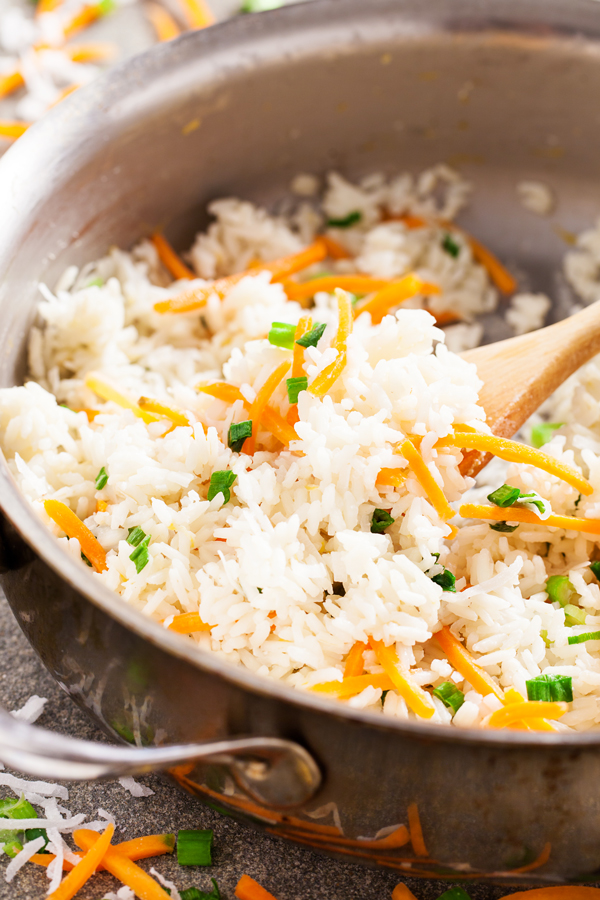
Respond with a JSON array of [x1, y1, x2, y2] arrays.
[[0, 0, 600, 884]]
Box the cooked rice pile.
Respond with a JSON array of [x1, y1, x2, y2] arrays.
[[4, 165, 600, 731]]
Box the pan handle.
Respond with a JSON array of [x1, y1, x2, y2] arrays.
[[0, 706, 321, 809]]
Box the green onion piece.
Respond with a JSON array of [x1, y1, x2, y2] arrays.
[[564, 604, 586, 627], [127, 526, 146, 547], [381, 690, 389, 706], [540, 629, 551, 648], [490, 522, 519, 533], [99, 0, 116, 14], [129, 535, 151, 574], [518, 490, 549, 515], [268, 322, 296, 350], [546, 575, 577, 608], [208, 470, 237, 504], [177, 829, 213, 867], [228, 420, 253, 453], [240, 0, 283, 11], [526, 674, 573, 703], [180, 881, 221, 900], [575, 494, 582, 509], [24, 826, 50, 851], [286, 376, 308, 405], [86, 277, 104, 288], [530, 422, 564, 449], [568, 631, 600, 645], [430, 568, 456, 592], [295, 322, 327, 349], [441, 233, 460, 258], [95, 467, 108, 490], [0, 796, 49, 853], [432, 682, 465, 713], [327, 210, 362, 228], [590, 561, 600, 582], [437, 888, 472, 900], [487, 484, 521, 507], [81, 553, 93, 567], [371, 508, 395, 534], [3, 840, 23, 858]]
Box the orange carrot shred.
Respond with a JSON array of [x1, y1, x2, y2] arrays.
[[392, 884, 419, 900], [48, 84, 80, 108], [168, 612, 211, 633], [0, 120, 30, 140], [63, 2, 112, 40], [312, 673, 394, 699], [400, 438, 454, 521], [48, 823, 114, 900], [197, 383, 297, 448], [369, 638, 435, 719], [0, 71, 24, 100], [407, 803, 428, 857], [138, 396, 190, 427], [31, 832, 174, 872], [435, 625, 503, 700], [466, 233, 517, 295], [176, 0, 215, 28], [44, 500, 107, 573], [246, 360, 291, 454], [285, 275, 389, 302], [292, 316, 312, 378], [308, 290, 353, 397], [151, 232, 195, 280], [353, 274, 440, 325], [74, 829, 171, 900], [488, 701, 568, 729], [85, 372, 161, 425], [460, 503, 600, 536], [235, 874, 279, 900], [321, 234, 352, 260], [146, 2, 181, 40], [65, 42, 117, 63], [343, 640, 366, 677], [376, 468, 406, 488]]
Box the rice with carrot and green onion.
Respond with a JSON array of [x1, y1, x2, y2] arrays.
[[4, 164, 600, 731]]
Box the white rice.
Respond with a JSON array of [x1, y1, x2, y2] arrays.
[[3, 165, 600, 730], [516, 180, 555, 216]]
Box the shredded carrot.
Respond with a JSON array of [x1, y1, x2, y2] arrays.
[[36, 0, 63, 13], [245, 361, 291, 454], [85, 372, 160, 425], [0, 120, 30, 140], [498, 888, 600, 899], [50, 84, 81, 108], [376, 468, 406, 488], [44, 499, 107, 573], [197, 383, 297, 448], [435, 625, 503, 700], [308, 351, 347, 398], [74, 829, 171, 900], [146, 2, 181, 40], [48, 823, 114, 900], [343, 640, 366, 677], [168, 612, 211, 633], [30, 833, 175, 871], [467, 233, 517, 295], [312, 674, 394, 699], [332, 288, 353, 350], [321, 234, 352, 259], [235, 874, 279, 900], [407, 803, 428, 857], [197, 382, 245, 404], [460, 503, 600, 536], [394, 213, 428, 229], [369, 638, 435, 718], [291, 316, 312, 379], [502, 690, 555, 731], [354, 275, 441, 325], [150, 232, 195, 280], [155, 239, 328, 314], [138, 396, 190, 427], [400, 438, 454, 521], [508, 842, 552, 874], [488, 701, 568, 729], [176, 0, 215, 28], [65, 42, 117, 62], [308, 290, 353, 397], [440, 432, 592, 496], [392, 884, 419, 900], [0, 71, 24, 100], [63, 2, 113, 40], [285, 275, 389, 302], [95, 500, 108, 513], [431, 309, 462, 327]]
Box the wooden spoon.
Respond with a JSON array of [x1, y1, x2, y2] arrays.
[[458, 301, 600, 477]]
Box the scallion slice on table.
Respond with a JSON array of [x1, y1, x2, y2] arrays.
[[268, 322, 296, 350], [442, 233, 460, 258], [546, 575, 578, 608], [526, 674, 573, 703], [370, 508, 395, 534], [208, 471, 237, 504], [177, 829, 213, 866], [327, 210, 362, 228], [432, 682, 465, 713], [228, 420, 252, 453], [568, 631, 600, 645], [530, 422, 564, 449], [95, 466, 108, 490], [286, 376, 308, 404], [295, 322, 326, 349], [180, 881, 221, 900], [0, 795, 48, 857], [437, 887, 472, 900]]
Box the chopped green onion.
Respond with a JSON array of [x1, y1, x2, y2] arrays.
[[526, 674, 573, 703], [530, 422, 564, 449], [490, 522, 519, 533], [228, 420, 252, 453], [81, 553, 92, 567], [98, 0, 116, 15], [430, 568, 456, 592], [177, 829, 213, 866], [2, 840, 23, 858], [286, 376, 308, 404], [437, 888, 472, 900], [371, 508, 395, 534], [208, 471, 237, 504], [240, 0, 283, 11], [546, 575, 577, 608], [564, 604, 586, 627], [86, 277, 104, 288], [540, 629, 551, 648], [487, 484, 521, 507], [0, 796, 49, 853], [575, 494, 582, 509], [568, 631, 600, 645], [327, 210, 362, 229], [268, 322, 296, 350], [381, 690, 389, 706], [130, 535, 151, 574], [295, 322, 327, 349], [433, 682, 465, 713], [590, 561, 600, 582], [441, 233, 460, 258], [180, 883, 221, 900], [127, 526, 146, 547], [95, 467, 108, 490], [517, 490, 549, 516], [24, 827, 50, 850]]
